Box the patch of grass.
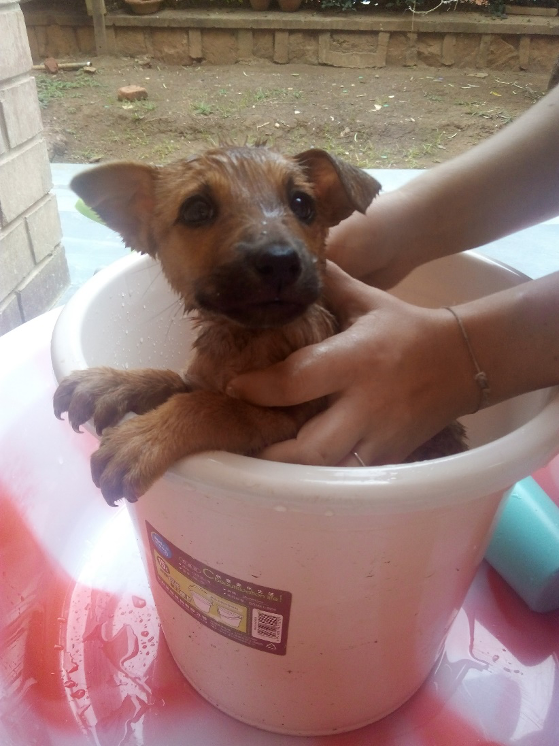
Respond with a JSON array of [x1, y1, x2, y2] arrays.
[[151, 140, 179, 160], [256, 87, 303, 103], [76, 148, 101, 162], [253, 87, 295, 103], [192, 88, 304, 120], [456, 100, 514, 123], [35, 72, 100, 107], [124, 131, 150, 148], [399, 130, 447, 167], [424, 92, 445, 103], [192, 101, 214, 116], [131, 100, 157, 120]]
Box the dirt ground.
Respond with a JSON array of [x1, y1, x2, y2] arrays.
[[35, 56, 551, 168]]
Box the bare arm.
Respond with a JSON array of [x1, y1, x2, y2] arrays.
[[328, 87, 559, 288]]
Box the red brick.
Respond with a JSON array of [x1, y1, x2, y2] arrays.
[[44, 56, 59, 73], [117, 85, 148, 101]]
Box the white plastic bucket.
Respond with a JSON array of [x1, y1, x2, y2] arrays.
[[51, 252, 558, 736]]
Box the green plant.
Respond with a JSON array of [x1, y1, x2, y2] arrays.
[[192, 101, 214, 116], [320, 0, 357, 10], [35, 72, 100, 108], [318, 0, 557, 10], [131, 100, 157, 120]]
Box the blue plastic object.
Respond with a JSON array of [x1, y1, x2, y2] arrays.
[[485, 476, 559, 613]]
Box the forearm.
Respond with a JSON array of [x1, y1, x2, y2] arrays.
[[329, 87, 559, 287], [397, 88, 559, 267], [450, 272, 559, 411]]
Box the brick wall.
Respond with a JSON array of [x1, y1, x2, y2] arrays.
[[0, 0, 69, 335], [23, 6, 558, 73]]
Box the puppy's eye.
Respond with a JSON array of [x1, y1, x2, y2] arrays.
[[179, 196, 217, 226], [290, 192, 315, 224]]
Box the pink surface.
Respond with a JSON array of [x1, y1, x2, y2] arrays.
[[0, 310, 558, 746]]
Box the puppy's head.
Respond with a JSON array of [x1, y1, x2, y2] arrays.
[[71, 146, 380, 329]]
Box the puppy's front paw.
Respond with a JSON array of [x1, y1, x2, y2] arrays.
[[90, 415, 174, 506], [54, 369, 117, 433], [54, 367, 187, 434]]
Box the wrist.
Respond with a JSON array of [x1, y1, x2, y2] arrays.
[[421, 306, 484, 421], [445, 274, 559, 408], [443, 306, 491, 414]]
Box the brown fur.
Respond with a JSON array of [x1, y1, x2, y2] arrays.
[[54, 145, 466, 506]]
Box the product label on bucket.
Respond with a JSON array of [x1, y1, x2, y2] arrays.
[[146, 522, 291, 655]]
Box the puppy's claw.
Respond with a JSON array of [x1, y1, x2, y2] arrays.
[[102, 492, 122, 508], [123, 489, 139, 504], [90, 419, 160, 507]]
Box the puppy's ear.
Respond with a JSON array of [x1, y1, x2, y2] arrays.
[[71, 162, 157, 255], [294, 149, 381, 226]]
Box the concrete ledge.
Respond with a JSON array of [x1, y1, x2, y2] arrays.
[[24, 7, 560, 35], [23, 6, 558, 70]]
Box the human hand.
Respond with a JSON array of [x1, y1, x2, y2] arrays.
[[227, 262, 476, 467], [326, 186, 423, 290]]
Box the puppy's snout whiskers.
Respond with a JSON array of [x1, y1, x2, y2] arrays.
[[165, 301, 190, 343]]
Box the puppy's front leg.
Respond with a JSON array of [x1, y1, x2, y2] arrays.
[[54, 367, 190, 434], [91, 391, 316, 506]]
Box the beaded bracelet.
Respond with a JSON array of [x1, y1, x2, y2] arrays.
[[444, 305, 491, 413]]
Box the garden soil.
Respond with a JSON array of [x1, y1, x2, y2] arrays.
[[35, 55, 551, 168]]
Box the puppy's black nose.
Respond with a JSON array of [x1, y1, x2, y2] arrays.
[[252, 245, 302, 289]]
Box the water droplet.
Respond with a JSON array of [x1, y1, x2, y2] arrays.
[[71, 689, 86, 699]]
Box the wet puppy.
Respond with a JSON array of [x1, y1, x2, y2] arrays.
[[54, 145, 466, 505]]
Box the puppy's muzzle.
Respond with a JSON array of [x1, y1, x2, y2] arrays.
[[195, 240, 321, 329]]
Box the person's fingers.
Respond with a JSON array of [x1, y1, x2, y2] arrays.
[[257, 403, 418, 468], [227, 328, 363, 407], [258, 394, 370, 466], [322, 261, 378, 327]]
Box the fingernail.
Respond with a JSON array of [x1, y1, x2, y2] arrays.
[[226, 383, 239, 399]]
